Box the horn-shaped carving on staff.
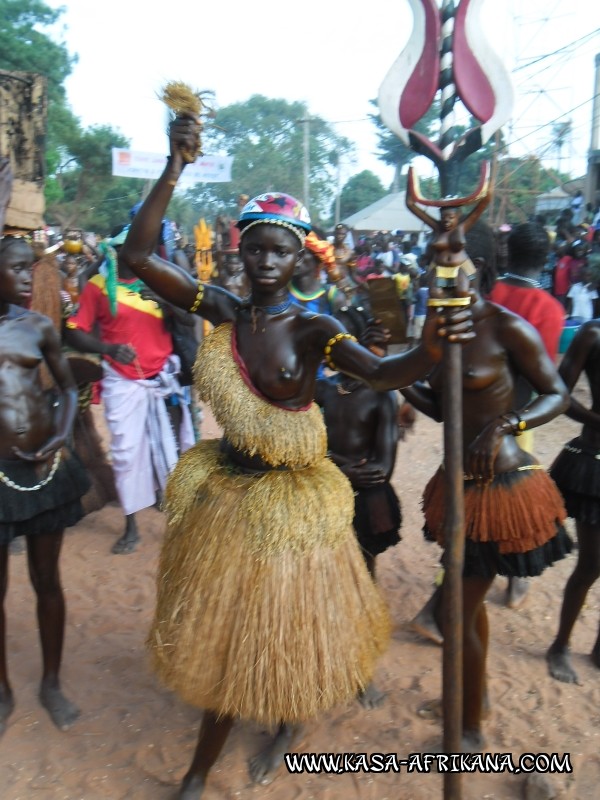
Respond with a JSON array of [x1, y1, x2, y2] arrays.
[[453, 0, 513, 144], [407, 160, 491, 208], [378, 0, 440, 146], [378, 0, 513, 149]]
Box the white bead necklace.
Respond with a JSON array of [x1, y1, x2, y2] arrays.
[[0, 450, 62, 492], [501, 272, 542, 289]]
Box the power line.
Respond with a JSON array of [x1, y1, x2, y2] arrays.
[[513, 28, 600, 72]]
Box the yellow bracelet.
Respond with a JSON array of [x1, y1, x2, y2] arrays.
[[189, 282, 205, 313], [427, 297, 472, 308], [500, 412, 527, 436], [323, 332, 358, 371]]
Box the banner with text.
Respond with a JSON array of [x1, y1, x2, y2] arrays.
[[111, 148, 232, 184]]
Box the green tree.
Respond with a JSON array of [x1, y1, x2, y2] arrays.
[[45, 125, 142, 232], [337, 171, 386, 219], [187, 95, 352, 230], [0, 1, 86, 217], [0, 0, 75, 102], [369, 98, 441, 191]]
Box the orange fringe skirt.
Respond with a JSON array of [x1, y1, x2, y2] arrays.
[[423, 462, 572, 578]]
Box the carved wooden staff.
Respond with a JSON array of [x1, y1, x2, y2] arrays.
[[379, 2, 513, 797]]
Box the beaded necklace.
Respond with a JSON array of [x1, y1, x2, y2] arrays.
[[248, 298, 292, 333], [289, 285, 325, 303], [500, 272, 541, 289], [0, 450, 61, 492]]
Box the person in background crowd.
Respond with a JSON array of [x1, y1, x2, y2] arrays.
[[547, 319, 600, 683], [64, 227, 194, 555], [566, 265, 598, 323]]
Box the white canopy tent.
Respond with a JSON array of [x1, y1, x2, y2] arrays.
[[342, 192, 426, 234]]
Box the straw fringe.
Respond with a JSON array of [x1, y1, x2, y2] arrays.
[[165, 441, 355, 557], [160, 81, 203, 117], [194, 323, 326, 468], [151, 461, 390, 723], [153, 322, 391, 724], [423, 466, 566, 554]]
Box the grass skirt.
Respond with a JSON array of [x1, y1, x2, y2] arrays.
[[550, 437, 600, 524], [423, 462, 571, 579], [0, 449, 90, 543], [149, 440, 391, 725], [354, 483, 401, 558]]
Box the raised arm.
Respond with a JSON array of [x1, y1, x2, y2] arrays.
[[120, 117, 238, 327]]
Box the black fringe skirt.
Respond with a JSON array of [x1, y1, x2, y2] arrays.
[[0, 449, 90, 544], [550, 437, 600, 524], [354, 482, 402, 558]]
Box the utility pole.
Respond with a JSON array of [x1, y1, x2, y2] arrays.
[[296, 117, 314, 214]]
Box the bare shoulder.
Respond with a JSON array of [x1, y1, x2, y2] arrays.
[[570, 319, 600, 353], [21, 310, 61, 345], [488, 302, 541, 346], [295, 308, 347, 341]]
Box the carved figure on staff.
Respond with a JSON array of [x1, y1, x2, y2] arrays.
[[406, 165, 491, 281]]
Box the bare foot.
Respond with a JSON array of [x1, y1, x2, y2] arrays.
[[546, 647, 580, 684], [409, 611, 443, 646], [358, 682, 387, 709], [39, 684, 80, 730], [249, 724, 298, 786], [176, 775, 205, 800], [0, 686, 15, 736], [505, 577, 530, 609], [111, 533, 139, 555]]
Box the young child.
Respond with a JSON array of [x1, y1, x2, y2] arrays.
[[566, 264, 598, 323], [316, 306, 401, 581], [315, 306, 401, 709]]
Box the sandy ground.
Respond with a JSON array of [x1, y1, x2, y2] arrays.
[[2, 379, 600, 800]]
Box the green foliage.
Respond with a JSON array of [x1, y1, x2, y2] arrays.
[[46, 125, 140, 231], [0, 0, 75, 103], [337, 171, 386, 219], [369, 98, 441, 185], [188, 95, 353, 229]]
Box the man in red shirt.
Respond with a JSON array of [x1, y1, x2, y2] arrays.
[[488, 222, 565, 608], [65, 228, 194, 554]]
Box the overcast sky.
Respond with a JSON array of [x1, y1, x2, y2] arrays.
[[47, 0, 599, 189]]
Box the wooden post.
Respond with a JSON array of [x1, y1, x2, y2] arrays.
[[442, 339, 465, 799], [378, 5, 514, 798]]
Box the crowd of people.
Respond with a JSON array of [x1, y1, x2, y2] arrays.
[[3, 126, 600, 799]]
